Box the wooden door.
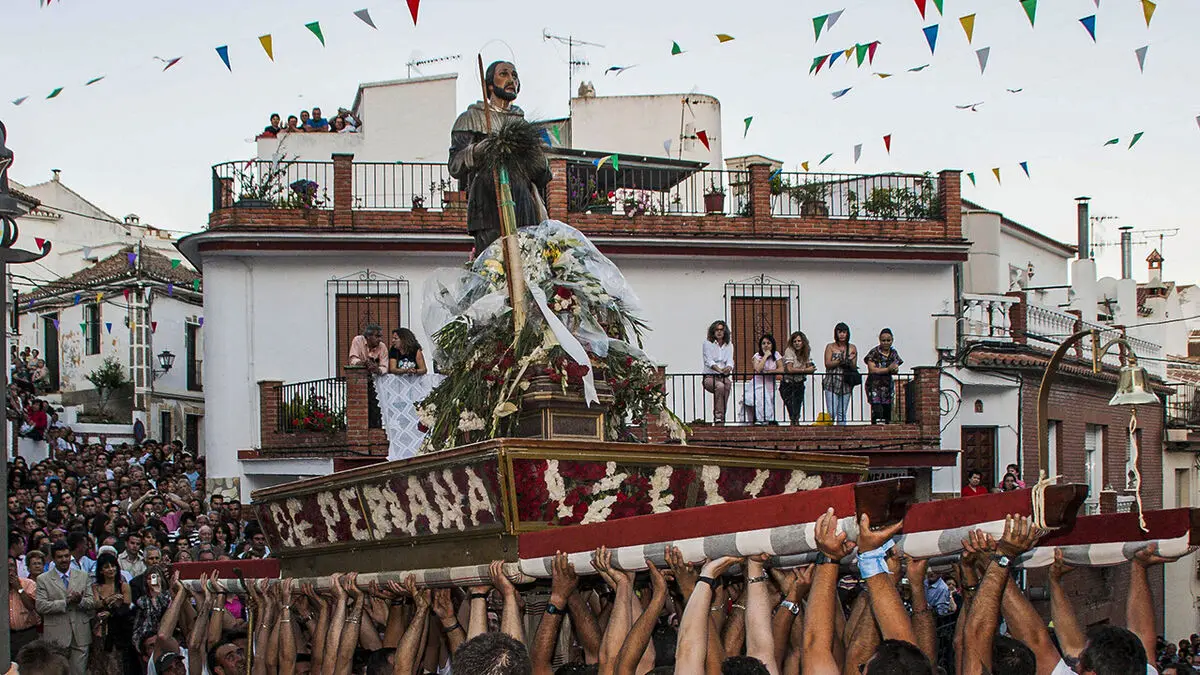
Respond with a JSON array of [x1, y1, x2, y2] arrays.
[[729, 297, 790, 378], [334, 294, 404, 375], [961, 426, 997, 488]]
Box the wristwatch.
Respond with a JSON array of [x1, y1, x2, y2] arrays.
[[993, 555, 1012, 568], [546, 603, 565, 615], [748, 574, 769, 585], [779, 600, 800, 616]]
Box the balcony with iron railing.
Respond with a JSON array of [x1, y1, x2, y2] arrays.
[[1167, 383, 1199, 429], [209, 154, 964, 244], [957, 291, 1166, 380]]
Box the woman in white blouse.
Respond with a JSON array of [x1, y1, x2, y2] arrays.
[[701, 320, 734, 424]]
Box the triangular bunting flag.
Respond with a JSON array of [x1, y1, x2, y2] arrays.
[[305, 22, 325, 46], [1129, 132, 1144, 149], [743, 117, 753, 138], [12, 96, 28, 106], [868, 41, 879, 64], [81, 246, 91, 259], [406, 0, 419, 24], [696, 130, 711, 151], [819, 153, 834, 166], [151, 322, 158, 333], [992, 167, 1001, 184], [1141, 0, 1155, 27], [51, 319, 57, 329], [354, 9, 377, 29], [34, 237, 45, 249], [875, 73, 893, 78], [127, 252, 137, 265], [46, 88, 64, 99], [883, 134, 892, 153], [801, 161, 810, 172], [79, 323, 86, 333], [813, 14, 829, 40], [95, 292, 103, 302], [1080, 15, 1096, 41], [909, 64, 930, 72], [1104, 138, 1120, 146], [960, 14, 976, 43], [855, 43, 869, 66], [827, 10, 844, 30], [966, 172, 976, 186], [85, 76, 105, 86], [215, 46, 231, 71], [593, 155, 620, 172], [161, 57, 182, 72], [167, 283, 174, 296], [976, 47, 990, 74], [1020, 0, 1037, 27], [853, 144, 862, 163], [105, 323, 112, 334], [844, 48, 854, 60], [810, 54, 830, 74], [829, 50, 843, 67], [170, 259, 182, 268], [193, 280, 201, 292], [550, 126, 562, 143], [1196, 115, 1200, 131], [715, 34, 735, 43], [663, 139, 672, 155], [198, 317, 204, 327], [923, 25, 939, 54], [1019, 161, 1030, 178], [914, 0, 927, 18], [932, 0, 943, 15], [259, 35, 274, 61], [671, 42, 683, 55], [72, 294, 79, 305], [832, 87, 852, 99], [123, 289, 131, 300], [1135, 45, 1148, 73]]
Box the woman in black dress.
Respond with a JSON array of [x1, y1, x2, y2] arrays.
[[388, 328, 428, 375]]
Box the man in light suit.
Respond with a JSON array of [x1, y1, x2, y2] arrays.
[[35, 540, 96, 674]]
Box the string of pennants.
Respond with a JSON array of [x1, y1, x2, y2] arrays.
[[12, 0, 423, 105]]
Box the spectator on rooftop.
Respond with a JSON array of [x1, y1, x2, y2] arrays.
[[305, 107, 330, 132], [299, 110, 312, 130], [263, 113, 282, 137], [282, 115, 301, 133]]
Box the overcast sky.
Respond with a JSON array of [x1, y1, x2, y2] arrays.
[[3, 0, 1196, 284]]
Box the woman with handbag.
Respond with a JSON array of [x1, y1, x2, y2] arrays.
[[864, 328, 903, 423], [822, 322, 859, 425]]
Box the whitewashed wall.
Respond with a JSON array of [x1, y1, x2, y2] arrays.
[[933, 371, 1022, 496], [571, 94, 722, 164]]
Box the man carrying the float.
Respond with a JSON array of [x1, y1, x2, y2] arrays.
[[448, 60, 552, 255]]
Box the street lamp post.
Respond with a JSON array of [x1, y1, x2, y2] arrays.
[[0, 120, 53, 667]]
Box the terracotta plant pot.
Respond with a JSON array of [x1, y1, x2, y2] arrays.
[[703, 193, 726, 214]]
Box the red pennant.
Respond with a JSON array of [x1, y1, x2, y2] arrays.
[[34, 237, 45, 249], [406, 0, 419, 24], [868, 41, 880, 64], [913, 0, 927, 18], [884, 134, 892, 153], [151, 321, 158, 333], [123, 289, 131, 301], [696, 130, 711, 151]]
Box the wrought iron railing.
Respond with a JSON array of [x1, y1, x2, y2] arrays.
[[770, 171, 940, 220], [211, 160, 334, 211], [276, 377, 347, 433], [352, 162, 458, 210], [566, 165, 748, 216], [1168, 383, 1199, 428], [663, 371, 915, 426]]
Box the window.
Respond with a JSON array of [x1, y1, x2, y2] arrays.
[[1175, 468, 1192, 508], [83, 303, 101, 355], [725, 276, 800, 378], [159, 410, 173, 442], [185, 414, 202, 457], [185, 323, 202, 391], [1084, 424, 1105, 511]]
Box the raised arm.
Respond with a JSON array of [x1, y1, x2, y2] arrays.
[[595, 546, 635, 675], [903, 555, 938, 666], [321, 572, 348, 675], [771, 567, 810, 668], [304, 583, 330, 671], [1047, 549, 1085, 660], [534, 552, 578, 675], [465, 584, 490, 641], [334, 573, 365, 675], [567, 587, 603, 663], [804, 508, 857, 675], [999, 575, 1059, 675], [745, 556, 781, 675], [393, 577, 431, 675], [431, 587, 465, 654], [252, 580, 277, 675], [616, 558, 670, 675], [962, 516, 1043, 675], [1130, 543, 1176, 663], [676, 556, 741, 675], [278, 579, 298, 675], [856, 513, 912, 644], [489, 560, 525, 642]]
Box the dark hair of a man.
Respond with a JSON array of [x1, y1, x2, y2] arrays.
[[16, 639, 71, 675], [49, 539, 69, 556], [722, 656, 771, 675], [554, 664, 598, 675], [865, 640, 935, 675], [365, 648, 397, 675], [208, 638, 237, 674], [992, 635, 1037, 675], [451, 632, 532, 675], [1079, 626, 1147, 675], [652, 622, 678, 667], [1161, 663, 1183, 675]]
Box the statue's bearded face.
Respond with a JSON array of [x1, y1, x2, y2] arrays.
[[490, 62, 519, 101]]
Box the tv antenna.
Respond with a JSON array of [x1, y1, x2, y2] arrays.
[[406, 54, 461, 78], [542, 29, 605, 105]]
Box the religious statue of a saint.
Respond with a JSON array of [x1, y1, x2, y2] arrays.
[[448, 61, 551, 254]]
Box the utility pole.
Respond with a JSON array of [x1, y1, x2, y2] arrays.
[[0, 120, 52, 668], [542, 29, 604, 105]]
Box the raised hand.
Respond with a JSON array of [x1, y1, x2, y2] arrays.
[[903, 552, 928, 585], [665, 546, 699, 598], [857, 513, 904, 554], [1133, 542, 1179, 567], [281, 578, 294, 607], [700, 555, 742, 579], [996, 514, 1043, 558], [592, 546, 621, 590], [961, 529, 997, 557], [646, 559, 670, 597], [814, 507, 854, 560], [330, 572, 346, 602], [549, 551, 579, 606], [431, 588, 455, 622], [344, 572, 361, 600], [1050, 549, 1074, 582], [489, 560, 518, 598]]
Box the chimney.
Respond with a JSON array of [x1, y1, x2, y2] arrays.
[[51, 169, 61, 182], [124, 213, 140, 226], [1147, 249, 1164, 289], [1119, 225, 1133, 279], [1075, 196, 1090, 259]]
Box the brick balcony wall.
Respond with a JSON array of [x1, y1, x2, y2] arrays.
[[209, 155, 964, 244], [257, 368, 389, 457]]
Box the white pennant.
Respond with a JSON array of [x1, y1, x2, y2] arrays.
[[853, 144, 862, 163], [662, 139, 672, 155], [976, 47, 990, 74], [826, 9, 844, 30], [1135, 45, 1148, 73]]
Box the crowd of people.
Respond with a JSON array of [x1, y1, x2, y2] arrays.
[[259, 107, 362, 137], [4, 508, 1183, 675], [702, 321, 904, 426]]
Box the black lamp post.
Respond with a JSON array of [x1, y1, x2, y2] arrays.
[[0, 120, 52, 667]]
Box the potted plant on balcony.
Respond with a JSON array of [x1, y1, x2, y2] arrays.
[[585, 190, 614, 215], [411, 194, 427, 213], [703, 183, 726, 214], [232, 156, 297, 208], [789, 181, 829, 217], [432, 179, 468, 209]]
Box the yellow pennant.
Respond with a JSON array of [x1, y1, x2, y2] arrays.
[[875, 73, 893, 78], [95, 292, 103, 302], [259, 34, 274, 61], [801, 161, 810, 172], [992, 167, 1001, 184], [844, 48, 854, 59], [960, 14, 976, 43], [1142, 0, 1156, 26], [715, 33, 735, 43]]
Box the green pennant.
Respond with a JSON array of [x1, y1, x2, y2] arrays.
[[305, 21, 326, 46], [855, 43, 869, 66], [170, 259, 182, 269], [819, 153, 834, 165], [193, 279, 201, 291], [966, 172, 976, 186], [671, 41, 683, 55], [1128, 131, 1144, 149], [549, 126, 561, 143], [1020, 0, 1037, 27], [79, 323, 86, 333], [932, 0, 943, 14], [1104, 138, 1120, 146], [810, 54, 829, 74], [813, 13, 829, 41], [46, 87, 64, 99], [743, 116, 753, 138]]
